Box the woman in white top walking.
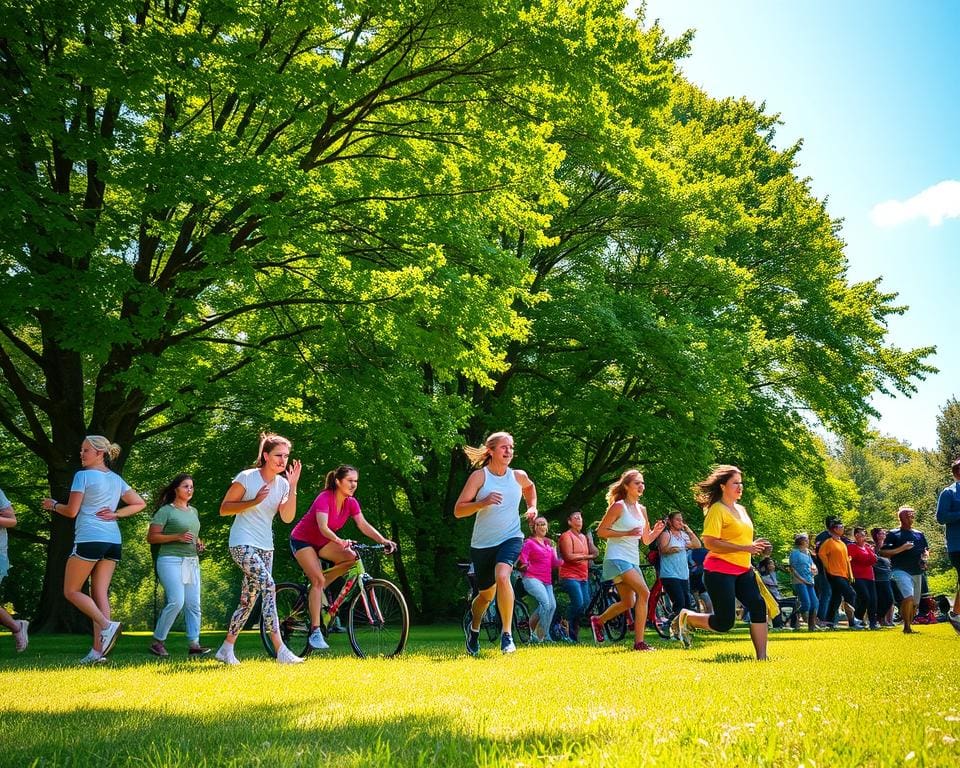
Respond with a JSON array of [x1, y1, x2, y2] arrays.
[[590, 469, 664, 651], [455, 431, 537, 655], [215, 433, 303, 665], [42, 436, 146, 663]]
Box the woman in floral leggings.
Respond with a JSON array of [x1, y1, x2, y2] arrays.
[[214, 433, 304, 665]]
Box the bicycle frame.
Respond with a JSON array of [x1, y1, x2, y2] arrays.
[[322, 552, 387, 629]]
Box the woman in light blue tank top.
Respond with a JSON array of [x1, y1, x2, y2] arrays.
[[455, 431, 538, 656]]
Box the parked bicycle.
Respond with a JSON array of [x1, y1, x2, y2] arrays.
[[457, 562, 532, 644], [262, 543, 409, 659], [583, 563, 628, 641]]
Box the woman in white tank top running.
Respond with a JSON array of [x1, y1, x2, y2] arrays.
[[590, 469, 665, 651], [455, 431, 538, 655]]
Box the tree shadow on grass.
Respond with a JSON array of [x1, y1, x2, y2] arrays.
[[5, 702, 571, 768]]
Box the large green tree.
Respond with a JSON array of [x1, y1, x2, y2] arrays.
[[0, 0, 569, 629]]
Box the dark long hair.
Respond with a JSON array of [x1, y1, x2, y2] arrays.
[[154, 473, 193, 512], [325, 465, 358, 490]]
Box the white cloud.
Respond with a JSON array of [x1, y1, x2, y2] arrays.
[[870, 180, 960, 228]]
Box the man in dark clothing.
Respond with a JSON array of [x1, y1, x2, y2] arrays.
[[881, 506, 930, 635]]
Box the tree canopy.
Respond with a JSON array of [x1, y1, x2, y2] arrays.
[[0, 0, 935, 625]]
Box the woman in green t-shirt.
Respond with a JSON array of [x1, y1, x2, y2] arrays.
[[146, 474, 209, 657]]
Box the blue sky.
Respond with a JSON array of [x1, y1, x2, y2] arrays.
[[637, 0, 960, 450]]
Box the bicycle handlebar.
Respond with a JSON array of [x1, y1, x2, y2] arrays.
[[349, 543, 395, 554]]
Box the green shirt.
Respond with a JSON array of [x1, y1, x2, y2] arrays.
[[151, 504, 201, 558]]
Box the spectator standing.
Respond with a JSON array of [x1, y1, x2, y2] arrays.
[[870, 528, 895, 627], [847, 527, 879, 630], [788, 534, 819, 631], [557, 510, 598, 642]]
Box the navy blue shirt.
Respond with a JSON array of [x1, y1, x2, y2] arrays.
[[882, 528, 929, 575], [936, 482, 960, 553]]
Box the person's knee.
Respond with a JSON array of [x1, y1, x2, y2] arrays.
[[710, 613, 736, 632], [308, 573, 325, 590]]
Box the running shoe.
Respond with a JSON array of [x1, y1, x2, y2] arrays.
[[188, 645, 212, 656], [308, 627, 330, 650], [13, 620, 28, 653], [214, 644, 240, 665], [500, 632, 516, 654], [465, 625, 481, 656], [589, 616, 605, 644], [276, 645, 304, 664], [676, 609, 692, 649], [99, 621, 122, 656], [78, 649, 105, 665], [633, 641, 656, 651]]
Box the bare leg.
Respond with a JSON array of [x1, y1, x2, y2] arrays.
[[902, 597, 917, 633], [470, 584, 496, 631], [749, 622, 768, 660], [494, 563, 514, 635], [88, 558, 117, 653], [294, 547, 327, 629], [64, 557, 109, 651]]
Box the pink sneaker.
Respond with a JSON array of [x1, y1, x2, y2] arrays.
[[633, 640, 656, 651], [589, 616, 605, 644]]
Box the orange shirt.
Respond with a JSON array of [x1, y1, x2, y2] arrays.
[[818, 537, 853, 579]]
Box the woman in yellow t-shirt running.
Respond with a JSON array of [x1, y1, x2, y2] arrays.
[[673, 465, 772, 660]]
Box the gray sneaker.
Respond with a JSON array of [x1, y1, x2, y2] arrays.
[[13, 620, 28, 652], [500, 632, 516, 654], [308, 627, 329, 650]]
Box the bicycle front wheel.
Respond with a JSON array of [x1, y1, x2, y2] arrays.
[[653, 590, 672, 639], [347, 579, 409, 658], [602, 588, 627, 642], [262, 583, 312, 658]]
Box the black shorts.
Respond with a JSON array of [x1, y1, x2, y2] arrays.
[[470, 537, 523, 592], [290, 537, 317, 556], [71, 541, 122, 562]]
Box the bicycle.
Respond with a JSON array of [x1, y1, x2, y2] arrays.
[[261, 543, 409, 659], [457, 562, 532, 644], [583, 564, 628, 641]]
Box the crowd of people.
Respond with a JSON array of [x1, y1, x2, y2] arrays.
[[2, 432, 960, 662]]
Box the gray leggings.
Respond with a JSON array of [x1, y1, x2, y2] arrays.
[[227, 545, 277, 636]]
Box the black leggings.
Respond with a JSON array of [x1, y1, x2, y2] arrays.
[[826, 574, 857, 624], [704, 569, 766, 632], [853, 578, 878, 623], [660, 577, 692, 615], [875, 580, 894, 621]]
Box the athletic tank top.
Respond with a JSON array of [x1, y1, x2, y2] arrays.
[[603, 502, 644, 566], [470, 467, 523, 548]]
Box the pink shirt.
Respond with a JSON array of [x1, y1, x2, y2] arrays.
[[290, 489, 360, 549], [518, 537, 562, 584]]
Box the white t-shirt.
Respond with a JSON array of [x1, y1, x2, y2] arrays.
[[0, 488, 10, 577], [227, 468, 290, 550], [71, 469, 131, 544]]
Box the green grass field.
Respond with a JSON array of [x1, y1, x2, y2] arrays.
[[3, 624, 960, 767]]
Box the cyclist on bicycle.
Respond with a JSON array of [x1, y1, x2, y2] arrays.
[[456, 431, 538, 655], [290, 465, 396, 652]]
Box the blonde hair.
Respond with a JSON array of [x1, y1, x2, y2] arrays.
[[85, 435, 121, 465], [463, 431, 512, 469], [254, 432, 292, 468], [693, 464, 741, 508], [606, 469, 643, 507]]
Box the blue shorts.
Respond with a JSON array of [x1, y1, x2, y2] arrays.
[[890, 569, 922, 601], [289, 537, 316, 556], [602, 558, 638, 583], [470, 537, 523, 591], [71, 541, 122, 562]]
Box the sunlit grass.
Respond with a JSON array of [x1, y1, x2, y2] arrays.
[[3, 624, 960, 766]]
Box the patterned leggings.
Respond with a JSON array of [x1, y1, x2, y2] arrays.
[[227, 545, 277, 637]]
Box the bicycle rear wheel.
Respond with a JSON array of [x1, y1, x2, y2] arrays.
[[262, 583, 312, 658], [602, 588, 627, 641], [512, 599, 532, 643], [347, 579, 409, 658], [653, 590, 672, 639]]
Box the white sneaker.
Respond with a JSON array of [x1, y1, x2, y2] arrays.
[[13, 620, 28, 652], [276, 645, 304, 664], [214, 644, 240, 665], [308, 628, 329, 650], [79, 649, 105, 665], [99, 621, 122, 656]]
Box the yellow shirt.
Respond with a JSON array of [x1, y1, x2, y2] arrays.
[[701, 501, 753, 570], [818, 537, 853, 579]]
